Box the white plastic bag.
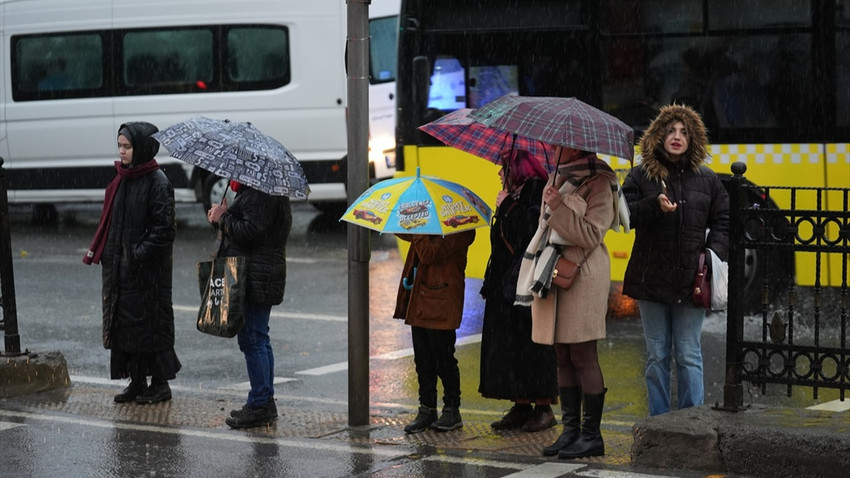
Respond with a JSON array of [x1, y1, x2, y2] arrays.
[[707, 248, 728, 310]]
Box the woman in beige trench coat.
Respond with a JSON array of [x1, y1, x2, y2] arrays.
[[517, 145, 623, 460]]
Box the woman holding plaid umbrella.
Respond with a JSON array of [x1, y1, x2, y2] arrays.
[[516, 145, 628, 459]]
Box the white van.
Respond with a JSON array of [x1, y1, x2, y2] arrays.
[[0, 0, 398, 217]]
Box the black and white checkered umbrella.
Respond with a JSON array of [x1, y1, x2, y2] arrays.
[[153, 116, 310, 199]]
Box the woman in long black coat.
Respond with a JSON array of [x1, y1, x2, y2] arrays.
[[84, 121, 180, 404], [479, 149, 558, 432]]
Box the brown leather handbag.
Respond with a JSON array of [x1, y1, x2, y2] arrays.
[[551, 246, 597, 289], [692, 250, 711, 309]]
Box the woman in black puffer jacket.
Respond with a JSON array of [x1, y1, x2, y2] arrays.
[[85, 121, 180, 405], [622, 104, 729, 417], [208, 180, 292, 429]]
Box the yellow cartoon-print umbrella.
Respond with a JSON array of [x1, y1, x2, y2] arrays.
[[339, 168, 491, 235]]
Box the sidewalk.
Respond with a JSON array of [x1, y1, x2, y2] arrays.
[[2, 380, 848, 477]]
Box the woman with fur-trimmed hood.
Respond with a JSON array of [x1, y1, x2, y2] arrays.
[[621, 104, 729, 416]]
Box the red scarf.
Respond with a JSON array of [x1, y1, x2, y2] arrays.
[[229, 180, 243, 194], [83, 160, 160, 265]]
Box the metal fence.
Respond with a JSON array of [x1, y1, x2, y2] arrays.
[[722, 162, 850, 410]]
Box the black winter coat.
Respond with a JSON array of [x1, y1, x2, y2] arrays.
[[478, 177, 557, 401], [101, 169, 176, 352], [217, 188, 292, 305], [622, 105, 729, 305]]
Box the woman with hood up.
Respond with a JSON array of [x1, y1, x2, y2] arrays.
[[621, 104, 729, 416], [83, 121, 180, 405]]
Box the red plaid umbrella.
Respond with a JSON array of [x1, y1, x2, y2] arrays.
[[470, 95, 635, 163], [419, 108, 555, 172]]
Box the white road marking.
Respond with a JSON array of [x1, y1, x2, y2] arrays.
[[295, 334, 483, 376], [574, 469, 681, 478], [420, 455, 529, 470], [0, 409, 407, 459], [501, 462, 585, 477], [807, 399, 850, 412], [173, 305, 346, 322], [0, 421, 26, 431]]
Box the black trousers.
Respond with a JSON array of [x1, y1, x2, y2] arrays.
[[411, 326, 460, 408]]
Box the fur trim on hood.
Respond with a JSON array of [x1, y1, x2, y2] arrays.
[[638, 104, 708, 181]]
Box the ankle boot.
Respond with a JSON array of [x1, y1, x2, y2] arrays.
[[404, 405, 438, 434], [114, 377, 147, 403], [558, 388, 606, 459], [542, 386, 581, 456]]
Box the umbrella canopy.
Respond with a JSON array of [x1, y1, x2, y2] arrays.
[[470, 95, 635, 163], [418, 108, 555, 172], [153, 116, 310, 199], [340, 168, 492, 235]]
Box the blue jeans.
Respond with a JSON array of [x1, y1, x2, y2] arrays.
[[237, 302, 274, 407], [638, 300, 705, 416]]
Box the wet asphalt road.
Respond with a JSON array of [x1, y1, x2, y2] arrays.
[[0, 201, 817, 477]]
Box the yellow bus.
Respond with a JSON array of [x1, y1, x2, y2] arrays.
[[394, 0, 850, 310]]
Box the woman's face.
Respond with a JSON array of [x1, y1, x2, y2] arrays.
[[553, 145, 580, 164], [663, 120, 689, 161], [118, 134, 134, 165]]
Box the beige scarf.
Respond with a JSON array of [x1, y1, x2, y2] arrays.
[[514, 156, 628, 306]]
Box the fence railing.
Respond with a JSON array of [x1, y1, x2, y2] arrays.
[[722, 162, 849, 410]]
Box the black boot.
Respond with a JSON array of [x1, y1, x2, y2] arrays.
[[404, 405, 438, 434], [135, 377, 172, 404], [558, 388, 606, 459], [542, 386, 581, 456], [114, 377, 147, 403]]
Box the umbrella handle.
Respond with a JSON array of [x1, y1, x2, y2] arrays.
[[402, 267, 417, 290]]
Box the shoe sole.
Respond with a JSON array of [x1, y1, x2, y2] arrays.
[[431, 423, 463, 432], [521, 418, 558, 432], [558, 448, 605, 459], [225, 416, 278, 429], [135, 394, 172, 405]]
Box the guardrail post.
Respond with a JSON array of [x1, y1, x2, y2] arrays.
[[719, 161, 747, 410], [0, 157, 23, 356]]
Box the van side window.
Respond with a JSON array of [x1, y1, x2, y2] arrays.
[[12, 33, 104, 101], [121, 28, 214, 94], [11, 25, 289, 102], [226, 27, 290, 87]]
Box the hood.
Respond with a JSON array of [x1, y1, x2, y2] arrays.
[[638, 104, 708, 181], [118, 121, 160, 166]]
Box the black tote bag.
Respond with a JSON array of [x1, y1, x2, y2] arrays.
[[196, 256, 247, 338]]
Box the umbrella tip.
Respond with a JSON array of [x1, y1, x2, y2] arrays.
[[415, 167, 421, 177]]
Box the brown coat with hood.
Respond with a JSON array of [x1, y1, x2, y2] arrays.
[[621, 104, 730, 305], [394, 231, 476, 330]]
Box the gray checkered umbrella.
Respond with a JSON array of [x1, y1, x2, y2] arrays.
[[153, 116, 310, 199], [470, 95, 635, 163]]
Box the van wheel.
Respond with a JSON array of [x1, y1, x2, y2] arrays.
[[202, 175, 233, 211], [31, 204, 58, 225], [312, 202, 347, 217]]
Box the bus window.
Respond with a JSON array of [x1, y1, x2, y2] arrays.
[[428, 56, 466, 110], [838, 0, 850, 128], [12, 33, 104, 100], [122, 28, 214, 94], [369, 15, 397, 84], [708, 0, 810, 29], [604, 0, 703, 34], [601, 5, 814, 141], [468, 65, 518, 109], [226, 27, 290, 86]]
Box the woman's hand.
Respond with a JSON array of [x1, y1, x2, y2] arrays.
[[543, 185, 561, 210], [207, 198, 228, 224], [658, 193, 678, 213]]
